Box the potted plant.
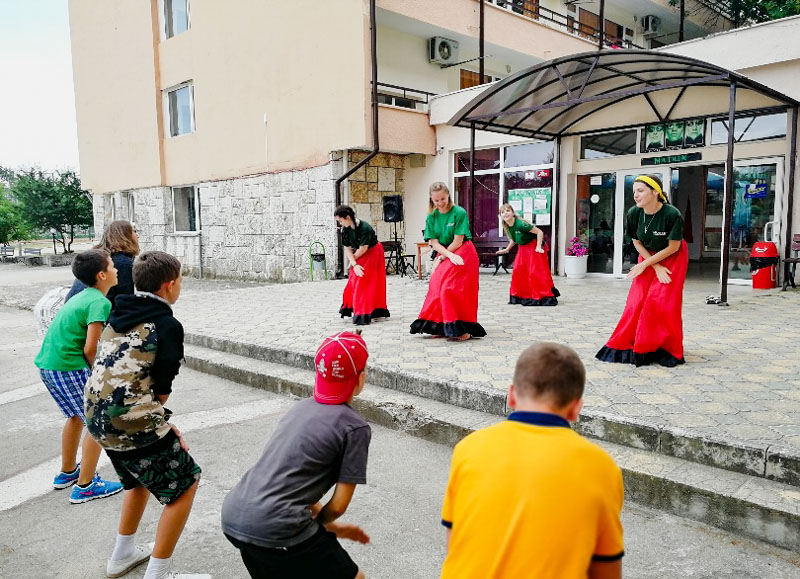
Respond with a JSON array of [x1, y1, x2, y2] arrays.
[[564, 236, 588, 279]]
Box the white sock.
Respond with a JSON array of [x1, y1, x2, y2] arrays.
[[110, 533, 137, 562], [143, 556, 171, 579]]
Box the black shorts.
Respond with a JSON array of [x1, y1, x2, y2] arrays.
[[106, 430, 202, 505], [225, 526, 359, 579]]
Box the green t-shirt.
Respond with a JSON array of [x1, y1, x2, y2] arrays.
[[626, 203, 684, 253], [505, 217, 537, 246], [424, 205, 472, 247], [341, 220, 378, 250], [35, 287, 111, 371]]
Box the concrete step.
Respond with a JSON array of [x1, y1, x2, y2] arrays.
[[185, 332, 800, 488], [184, 342, 800, 552]]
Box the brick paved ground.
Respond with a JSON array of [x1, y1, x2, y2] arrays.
[[171, 271, 800, 453], [3, 262, 799, 453]]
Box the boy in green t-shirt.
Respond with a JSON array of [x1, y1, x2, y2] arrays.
[[34, 248, 124, 504]]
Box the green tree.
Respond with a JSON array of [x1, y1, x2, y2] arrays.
[[669, 0, 800, 30], [0, 191, 32, 245], [12, 169, 93, 253]]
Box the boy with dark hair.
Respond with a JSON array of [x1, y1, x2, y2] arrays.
[[441, 342, 624, 579], [221, 331, 372, 579], [85, 251, 208, 579], [35, 248, 124, 503]]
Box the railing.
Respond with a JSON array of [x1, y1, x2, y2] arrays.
[[485, 0, 646, 50], [375, 82, 437, 112]]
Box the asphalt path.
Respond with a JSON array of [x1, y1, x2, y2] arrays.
[[0, 306, 798, 578]]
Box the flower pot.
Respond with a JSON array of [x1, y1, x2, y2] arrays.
[[564, 255, 588, 279]]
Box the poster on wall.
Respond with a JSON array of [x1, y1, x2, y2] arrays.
[[644, 124, 665, 152], [508, 188, 551, 226], [665, 121, 685, 149], [684, 118, 705, 147]]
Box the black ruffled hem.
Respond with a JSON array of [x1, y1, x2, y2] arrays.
[[552, 286, 561, 298], [595, 345, 685, 367], [340, 307, 390, 325], [509, 294, 558, 306], [410, 319, 487, 338]]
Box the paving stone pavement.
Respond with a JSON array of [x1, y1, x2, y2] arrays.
[[3, 262, 799, 455], [170, 271, 800, 455]]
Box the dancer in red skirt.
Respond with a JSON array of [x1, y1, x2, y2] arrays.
[[410, 182, 486, 340], [497, 203, 559, 306], [597, 175, 687, 367], [335, 205, 389, 325]]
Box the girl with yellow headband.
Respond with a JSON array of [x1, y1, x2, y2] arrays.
[[596, 174, 689, 367]]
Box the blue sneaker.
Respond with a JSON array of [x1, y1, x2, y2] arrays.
[[69, 474, 123, 504], [53, 464, 80, 489]]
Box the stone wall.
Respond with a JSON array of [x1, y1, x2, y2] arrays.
[[92, 163, 339, 283], [346, 151, 407, 243]]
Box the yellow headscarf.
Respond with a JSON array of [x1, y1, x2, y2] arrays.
[[635, 175, 667, 203]]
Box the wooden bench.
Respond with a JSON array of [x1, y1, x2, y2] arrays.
[[0, 246, 15, 262], [472, 237, 515, 275], [20, 248, 43, 266], [782, 234, 800, 290]]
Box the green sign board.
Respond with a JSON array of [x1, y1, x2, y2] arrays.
[[641, 152, 702, 166], [508, 188, 552, 226]]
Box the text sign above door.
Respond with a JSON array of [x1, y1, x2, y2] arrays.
[[641, 152, 702, 166]]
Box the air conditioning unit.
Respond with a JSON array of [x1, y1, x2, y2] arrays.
[[429, 37, 459, 65], [642, 15, 661, 36]]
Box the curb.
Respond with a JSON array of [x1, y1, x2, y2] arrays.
[[184, 343, 800, 552], [185, 332, 800, 487]]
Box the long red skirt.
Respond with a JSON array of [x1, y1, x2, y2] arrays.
[[339, 242, 390, 325], [410, 241, 486, 338], [509, 243, 560, 306], [596, 240, 688, 367]]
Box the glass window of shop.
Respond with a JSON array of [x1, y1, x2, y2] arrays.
[[454, 142, 555, 241], [710, 112, 787, 145], [580, 129, 638, 159]]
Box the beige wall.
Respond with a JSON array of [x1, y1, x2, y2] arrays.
[[70, 0, 371, 193], [378, 0, 596, 61], [69, 0, 163, 193], [378, 105, 436, 155]]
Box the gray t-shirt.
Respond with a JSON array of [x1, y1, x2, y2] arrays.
[[221, 397, 371, 548]]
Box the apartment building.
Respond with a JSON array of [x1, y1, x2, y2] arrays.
[[69, 0, 733, 281]]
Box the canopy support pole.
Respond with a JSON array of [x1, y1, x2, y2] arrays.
[[479, 0, 485, 84], [553, 135, 562, 276], [470, 121, 476, 238], [598, 0, 606, 50], [783, 106, 798, 289], [719, 80, 737, 306]]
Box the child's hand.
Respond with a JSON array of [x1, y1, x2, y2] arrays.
[[171, 424, 189, 451], [352, 264, 365, 278], [448, 253, 464, 266], [325, 522, 370, 544], [535, 246, 545, 253]]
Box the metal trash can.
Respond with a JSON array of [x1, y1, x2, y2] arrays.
[[309, 241, 328, 281], [750, 241, 779, 289]]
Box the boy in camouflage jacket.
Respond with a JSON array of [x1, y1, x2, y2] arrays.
[[85, 251, 208, 579]]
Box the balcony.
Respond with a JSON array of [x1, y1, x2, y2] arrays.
[[375, 83, 436, 155]]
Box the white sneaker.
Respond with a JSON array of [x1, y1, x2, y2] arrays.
[[107, 542, 154, 577]]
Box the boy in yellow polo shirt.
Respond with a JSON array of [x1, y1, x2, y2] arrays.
[[441, 342, 624, 579]]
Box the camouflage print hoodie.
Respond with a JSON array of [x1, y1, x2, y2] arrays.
[[85, 292, 184, 451]]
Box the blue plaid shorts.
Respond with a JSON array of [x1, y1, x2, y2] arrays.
[[39, 368, 92, 421]]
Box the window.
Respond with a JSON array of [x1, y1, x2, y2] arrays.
[[453, 142, 555, 240], [580, 130, 638, 159], [166, 83, 194, 137], [164, 0, 190, 39], [710, 112, 787, 145], [460, 69, 501, 90], [172, 186, 199, 232], [578, 8, 600, 39]]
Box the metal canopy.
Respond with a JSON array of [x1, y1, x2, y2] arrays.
[[449, 49, 799, 306], [449, 50, 799, 139]]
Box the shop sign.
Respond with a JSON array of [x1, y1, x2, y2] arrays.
[[508, 187, 552, 226], [641, 152, 701, 166], [744, 182, 768, 199]]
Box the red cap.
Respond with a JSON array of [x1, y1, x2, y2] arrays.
[[314, 332, 369, 404]]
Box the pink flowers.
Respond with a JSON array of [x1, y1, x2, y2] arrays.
[[566, 236, 588, 257]]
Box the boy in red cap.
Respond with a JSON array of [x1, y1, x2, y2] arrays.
[[221, 331, 371, 579]]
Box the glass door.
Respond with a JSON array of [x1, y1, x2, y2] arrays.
[[576, 173, 616, 274], [726, 161, 782, 283]]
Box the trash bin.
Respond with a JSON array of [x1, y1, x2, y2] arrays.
[[750, 241, 779, 289], [309, 241, 328, 281]]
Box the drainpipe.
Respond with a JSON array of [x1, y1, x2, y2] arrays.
[[334, 0, 379, 278], [598, 0, 605, 49]]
